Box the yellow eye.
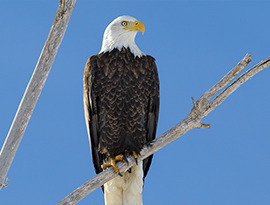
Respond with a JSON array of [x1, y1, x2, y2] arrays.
[[121, 21, 128, 26]]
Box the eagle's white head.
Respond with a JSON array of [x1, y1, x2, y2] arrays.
[[99, 15, 145, 57]]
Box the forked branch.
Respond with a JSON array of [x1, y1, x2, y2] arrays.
[[58, 53, 270, 204]]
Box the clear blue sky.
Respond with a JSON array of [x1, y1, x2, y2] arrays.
[[1, 1, 270, 204]]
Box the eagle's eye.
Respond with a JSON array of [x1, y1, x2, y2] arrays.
[[121, 21, 128, 26]]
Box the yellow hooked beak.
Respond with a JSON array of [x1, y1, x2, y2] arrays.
[[124, 21, 145, 34]]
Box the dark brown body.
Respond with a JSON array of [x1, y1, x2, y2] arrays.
[[83, 47, 159, 179]]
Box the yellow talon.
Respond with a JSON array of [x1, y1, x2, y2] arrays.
[[101, 154, 125, 176], [101, 151, 139, 176], [101, 163, 111, 169], [132, 151, 138, 159], [132, 151, 138, 165], [115, 154, 125, 161]]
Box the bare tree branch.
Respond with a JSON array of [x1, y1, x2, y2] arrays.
[[58, 54, 270, 204], [0, 0, 77, 190]]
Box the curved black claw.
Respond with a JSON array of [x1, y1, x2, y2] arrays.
[[127, 168, 132, 173], [123, 151, 129, 165], [118, 172, 123, 177], [135, 158, 138, 165]]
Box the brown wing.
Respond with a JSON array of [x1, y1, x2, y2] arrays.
[[141, 55, 160, 180], [83, 55, 104, 174]]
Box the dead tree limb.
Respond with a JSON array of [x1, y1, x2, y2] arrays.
[[0, 0, 77, 190], [57, 53, 270, 204], [58, 54, 270, 205]]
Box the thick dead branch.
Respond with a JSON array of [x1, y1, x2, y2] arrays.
[[58, 53, 270, 204], [0, 0, 77, 190]]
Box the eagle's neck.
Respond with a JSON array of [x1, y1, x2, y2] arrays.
[[99, 28, 145, 58]]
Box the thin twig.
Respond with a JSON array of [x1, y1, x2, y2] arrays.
[[207, 56, 270, 115], [58, 53, 270, 204], [203, 53, 252, 101], [0, 0, 77, 190]]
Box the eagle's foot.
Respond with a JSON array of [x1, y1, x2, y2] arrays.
[[101, 155, 126, 177], [132, 151, 138, 165]]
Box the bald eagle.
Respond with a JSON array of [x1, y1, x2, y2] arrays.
[[83, 16, 159, 205]]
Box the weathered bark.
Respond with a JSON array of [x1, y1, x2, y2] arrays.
[[0, 0, 77, 189], [57, 54, 270, 204]]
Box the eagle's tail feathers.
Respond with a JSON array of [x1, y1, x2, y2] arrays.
[[104, 161, 143, 205]]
